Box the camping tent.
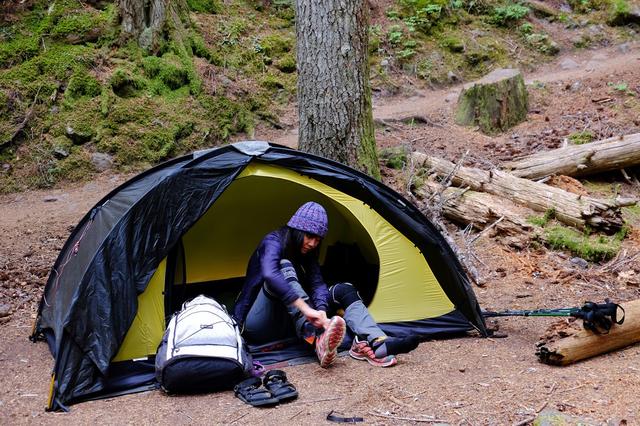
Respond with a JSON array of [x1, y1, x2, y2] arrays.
[[32, 141, 486, 410]]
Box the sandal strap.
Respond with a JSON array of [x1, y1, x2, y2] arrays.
[[234, 376, 262, 392], [264, 369, 287, 383]]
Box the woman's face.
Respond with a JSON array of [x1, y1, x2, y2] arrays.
[[301, 233, 321, 254]]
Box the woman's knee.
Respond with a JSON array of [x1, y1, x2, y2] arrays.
[[329, 282, 361, 307]]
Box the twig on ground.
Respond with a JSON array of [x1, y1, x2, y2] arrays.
[[601, 250, 639, 273], [289, 409, 304, 420], [557, 383, 588, 393], [470, 216, 505, 244], [402, 389, 429, 399], [512, 416, 536, 426], [374, 118, 404, 131], [291, 396, 341, 405], [1, 87, 41, 149], [369, 411, 448, 423], [389, 395, 414, 409], [535, 400, 549, 413], [228, 412, 248, 424]]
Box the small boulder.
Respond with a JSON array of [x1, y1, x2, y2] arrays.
[[618, 42, 631, 53], [0, 304, 11, 318], [91, 153, 114, 172], [570, 257, 589, 269], [560, 58, 580, 71], [53, 147, 69, 159], [65, 125, 93, 145], [609, 3, 640, 26]]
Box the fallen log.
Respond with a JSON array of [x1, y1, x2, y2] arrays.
[[536, 299, 640, 366], [411, 152, 625, 233], [503, 133, 640, 180], [419, 180, 535, 234]]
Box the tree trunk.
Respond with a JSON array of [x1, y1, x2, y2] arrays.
[[504, 133, 640, 180], [117, 0, 188, 53], [536, 299, 640, 366], [295, 0, 379, 179], [411, 152, 625, 233], [455, 68, 528, 134]]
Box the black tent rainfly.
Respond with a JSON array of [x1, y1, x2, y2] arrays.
[[32, 141, 487, 411]]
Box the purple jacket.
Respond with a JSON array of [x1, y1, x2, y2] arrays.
[[233, 227, 329, 326]]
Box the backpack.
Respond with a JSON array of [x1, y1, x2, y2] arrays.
[[155, 295, 253, 394]]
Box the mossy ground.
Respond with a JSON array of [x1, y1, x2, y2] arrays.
[[0, 0, 634, 192], [0, 0, 298, 192], [528, 208, 629, 262]]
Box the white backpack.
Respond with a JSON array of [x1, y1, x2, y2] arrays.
[[155, 295, 252, 393]]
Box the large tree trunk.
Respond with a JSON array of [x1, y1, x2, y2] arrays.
[[504, 133, 640, 180], [537, 299, 640, 366], [295, 0, 379, 179], [117, 0, 188, 53], [411, 152, 625, 233]]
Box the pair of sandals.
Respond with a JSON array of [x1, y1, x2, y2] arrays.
[[234, 369, 298, 407]]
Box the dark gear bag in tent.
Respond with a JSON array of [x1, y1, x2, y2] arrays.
[[155, 294, 253, 394]]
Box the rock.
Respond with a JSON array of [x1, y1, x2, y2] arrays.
[[43, 196, 58, 202], [1, 163, 10, 173], [618, 42, 631, 53], [447, 71, 459, 83], [535, 409, 598, 426], [570, 257, 589, 269], [569, 81, 582, 92], [380, 59, 389, 68], [445, 91, 459, 103], [65, 125, 93, 145], [526, 0, 558, 17], [0, 304, 11, 318], [219, 75, 234, 87], [609, 4, 640, 26], [91, 153, 114, 172], [49, 106, 59, 114], [560, 58, 579, 70], [53, 147, 69, 159]]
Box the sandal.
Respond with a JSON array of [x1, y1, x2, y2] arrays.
[[263, 370, 298, 402], [234, 377, 279, 407]]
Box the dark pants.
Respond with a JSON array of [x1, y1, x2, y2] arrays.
[[243, 259, 385, 345]]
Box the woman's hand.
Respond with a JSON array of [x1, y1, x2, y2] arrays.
[[292, 298, 330, 329], [306, 308, 330, 329]]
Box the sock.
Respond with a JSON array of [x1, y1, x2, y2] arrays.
[[371, 335, 420, 358]]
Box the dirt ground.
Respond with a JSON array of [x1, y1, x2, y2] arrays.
[[2, 42, 640, 425]]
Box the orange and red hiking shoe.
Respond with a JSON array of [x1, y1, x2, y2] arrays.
[[315, 316, 346, 368], [348, 336, 398, 367]]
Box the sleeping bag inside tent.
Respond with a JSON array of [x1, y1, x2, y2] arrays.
[[32, 141, 486, 411]]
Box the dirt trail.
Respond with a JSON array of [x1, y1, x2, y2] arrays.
[[1, 43, 640, 425], [270, 41, 640, 149]]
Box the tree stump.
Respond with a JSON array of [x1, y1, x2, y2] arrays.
[[455, 68, 528, 134]]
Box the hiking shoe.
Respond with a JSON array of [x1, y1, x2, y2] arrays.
[[315, 316, 346, 368], [349, 336, 397, 368]]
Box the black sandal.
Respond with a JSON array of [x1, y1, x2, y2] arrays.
[[263, 370, 298, 402], [234, 377, 279, 407]]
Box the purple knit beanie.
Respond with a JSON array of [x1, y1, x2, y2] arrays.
[[287, 202, 328, 238]]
